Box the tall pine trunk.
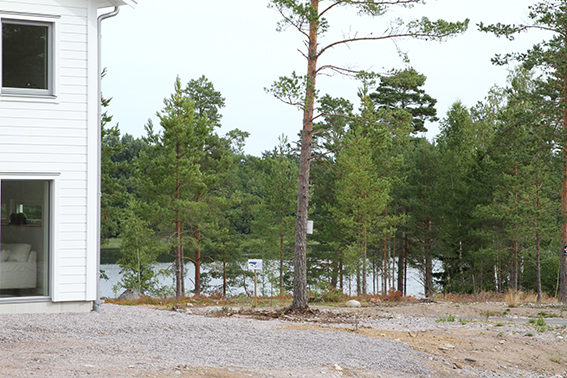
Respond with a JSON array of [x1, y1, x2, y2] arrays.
[[561, 74, 567, 301], [536, 179, 542, 303], [291, 0, 318, 311], [559, 33, 567, 301]]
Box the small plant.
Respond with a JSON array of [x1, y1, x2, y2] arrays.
[[549, 355, 562, 364], [436, 314, 456, 323], [480, 309, 501, 321], [529, 316, 552, 333], [495, 322, 504, 327], [459, 318, 470, 325], [536, 311, 558, 318], [497, 332, 504, 337], [525, 333, 534, 337]]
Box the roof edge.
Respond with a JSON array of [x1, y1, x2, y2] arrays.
[[98, 0, 137, 9]]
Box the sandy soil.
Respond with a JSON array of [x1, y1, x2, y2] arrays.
[[309, 300, 567, 377]]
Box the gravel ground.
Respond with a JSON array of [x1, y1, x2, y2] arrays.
[[0, 304, 558, 377]]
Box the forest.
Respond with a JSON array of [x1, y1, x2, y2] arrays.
[[100, 1, 567, 304]]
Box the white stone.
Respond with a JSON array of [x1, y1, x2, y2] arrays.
[[345, 300, 361, 307]]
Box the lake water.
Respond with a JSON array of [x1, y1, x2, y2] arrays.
[[99, 262, 425, 299]]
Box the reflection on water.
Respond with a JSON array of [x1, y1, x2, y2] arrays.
[[99, 263, 425, 299]]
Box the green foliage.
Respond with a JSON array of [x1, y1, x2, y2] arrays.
[[115, 201, 171, 297], [100, 71, 130, 243], [479, 1, 567, 300], [436, 314, 456, 322], [370, 67, 438, 133]]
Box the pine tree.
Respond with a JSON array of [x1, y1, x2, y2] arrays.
[[370, 67, 438, 134], [267, 0, 469, 310], [479, 0, 567, 301]]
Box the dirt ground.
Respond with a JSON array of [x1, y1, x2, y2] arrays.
[[151, 298, 567, 377], [306, 300, 567, 377], [192, 299, 567, 377]]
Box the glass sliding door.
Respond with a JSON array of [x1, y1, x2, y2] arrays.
[[0, 180, 50, 297]]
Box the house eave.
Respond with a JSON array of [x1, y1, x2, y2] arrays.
[[98, 0, 137, 9]]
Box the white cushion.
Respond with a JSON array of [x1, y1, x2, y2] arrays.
[[3, 244, 32, 263], [0, 249, 10, 262]]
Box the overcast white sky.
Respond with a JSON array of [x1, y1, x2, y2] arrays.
[[100, 0, 547, 157]]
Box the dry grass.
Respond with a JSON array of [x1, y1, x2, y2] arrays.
[[362, 288, 419, 303], [504, 289, 521, 307]]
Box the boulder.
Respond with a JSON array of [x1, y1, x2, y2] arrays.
[[119, 289, 144, 301], [345, 299, 361, 307]]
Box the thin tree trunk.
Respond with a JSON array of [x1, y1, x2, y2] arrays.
[[511, 164, 519, 291], [222, 243, 227, 298], [383, 207, 388, 295], [403, 232, 408, 296], [180, 232, 185, 295], [195, 227, 201, 296], [363, 200, 368, 295], [175, 140, 183, 298], [392, 210, 396, 292], [424, 219, 433, 298], [291, 0, 318, 311], [536, 180, 542, 303], [280, 222, 284, 294]]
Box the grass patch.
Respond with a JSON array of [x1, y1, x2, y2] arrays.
[[480, 309, 503, 321], [534, 311, 559, 318], [549, 355, 562, 364], [528, 316, 553, 333], [436, 314, 456, 323]]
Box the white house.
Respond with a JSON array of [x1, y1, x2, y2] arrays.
[[0, 0, 135, 314]]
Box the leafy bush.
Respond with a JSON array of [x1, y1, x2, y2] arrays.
[[322, 287, 345, 303]]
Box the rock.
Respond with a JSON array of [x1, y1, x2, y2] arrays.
[[453, 363, 463, 369], [345, 300, 361, 307], [464, 358, 477, 363], [334, 364, 343, 371], [118, 289, 143, 301], [439, 344, 455, 350]]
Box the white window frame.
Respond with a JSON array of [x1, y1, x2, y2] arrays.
[[0, 173, 59, 302], [0, 12, 59, 100]]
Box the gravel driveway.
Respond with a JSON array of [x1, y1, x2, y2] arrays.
[[0, 304, 550, 377]]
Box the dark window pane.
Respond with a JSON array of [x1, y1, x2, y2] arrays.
[[1, 180, 50, 297], [2, 22, 49, 90]]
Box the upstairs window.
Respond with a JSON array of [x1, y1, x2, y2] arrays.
[[2, 20, 53, 96]]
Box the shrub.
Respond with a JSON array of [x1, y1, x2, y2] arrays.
[[504, 289, 521, 308], [322, 287, 345, 303]]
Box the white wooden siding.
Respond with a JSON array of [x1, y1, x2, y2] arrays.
[[0, 0, 100, 303]]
